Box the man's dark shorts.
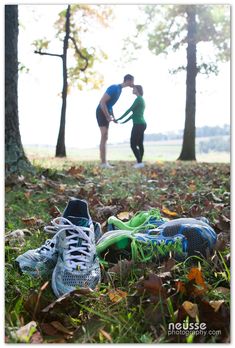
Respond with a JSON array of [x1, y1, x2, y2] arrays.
[[96, 106, 109, 128]]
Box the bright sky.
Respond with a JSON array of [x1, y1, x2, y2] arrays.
[[17, 3, 230, 149]]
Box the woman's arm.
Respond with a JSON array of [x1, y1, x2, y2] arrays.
[[116, 98, 138, 122], [120, 115, 132, 123]]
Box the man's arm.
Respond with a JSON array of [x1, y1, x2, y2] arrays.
[[99, 93, 112, 122]]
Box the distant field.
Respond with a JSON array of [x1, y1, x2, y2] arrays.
[[24, 139, 230, 163]]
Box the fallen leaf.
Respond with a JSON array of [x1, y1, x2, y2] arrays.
[[187, 267, 207, 295], [209, 300, 225, 312], [30, 331, 43, 343], [175, 280, 186, 294], [15, 321, 37, 343], [215, 215, 230, 232], [24, 191, 32, 199], [21, 217, 44, 227], [161, 258, 176, 272], [189, 204, 202, 217], [182, 301, 199, 318], [206, 192, 223, 203], [67, 166, 84, 176], [214, 287, 230, 296], [99, 329, 112, 342], [50, 321, 74, 335], [189, 183, 197, 192], [42, 288, 94, 313], [108, 259, 134, 277], [108, 289, 128, 303], [215, 232, 228, 251], [162, 207, 178, 217], [40, 323, 60, 336], [49, 205, 61, 218], [117, 211, 132, 220], [136, 273, 166, 299]]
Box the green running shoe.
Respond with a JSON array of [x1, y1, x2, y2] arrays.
[[97, 217, 217, 267], [96, 229, 186, 266], [107, 209, 166, 232]]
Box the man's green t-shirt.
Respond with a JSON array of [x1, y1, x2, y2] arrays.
[[117, 96, 146, 125]]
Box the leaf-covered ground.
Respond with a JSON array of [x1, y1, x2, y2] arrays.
[[5, 160, 230, 343]]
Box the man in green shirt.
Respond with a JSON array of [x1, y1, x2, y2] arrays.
[[116, 85, 147, 168]]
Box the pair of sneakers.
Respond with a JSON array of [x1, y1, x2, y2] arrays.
[[16, 198, 102, 298]]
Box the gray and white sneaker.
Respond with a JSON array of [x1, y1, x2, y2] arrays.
[[15, 238, 58, 277], [16, 198, 102, 280], [51, 217, 101, 298]]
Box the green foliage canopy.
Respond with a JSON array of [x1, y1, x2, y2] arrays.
[[133, 4, 230, 75], [33, 4, 113, 90]]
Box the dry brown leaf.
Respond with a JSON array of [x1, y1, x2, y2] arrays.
[[209, 300, 225, 312], [30, 331, 44, 343], [117, 211, 132, 220], [182, 301, 199, 318], [50, 321, 74, 336], [175, 280, 186, 294], [49, 205, 61, 218], [136, 273, 166, 299], [214, 287, 230, 296], [108, 289, 128, 303], [21, 217, 44, 227], [99, 329, 112, 342]]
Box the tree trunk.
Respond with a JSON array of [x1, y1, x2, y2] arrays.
[[178, 6, 197, 161], [5, 5, 33, 177], [55, 5, 70, 157]]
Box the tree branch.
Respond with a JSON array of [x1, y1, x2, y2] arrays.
[[34, 50, 63, 58], [69, 36, 89, 71]]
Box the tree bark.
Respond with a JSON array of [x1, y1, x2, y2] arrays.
[[178, 6, 197, 161], [55, 5, 70, 157], [5, 5, 33, 177]]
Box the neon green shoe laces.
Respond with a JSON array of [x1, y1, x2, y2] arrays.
[[107, 209, 163, 232]]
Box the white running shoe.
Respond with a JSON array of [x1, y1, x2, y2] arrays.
[[100, 162, 114, 169], [51, 217, 101, 298], [133, 163, 145, 169], [15, 238, 58, 277], [16, 198, 102, 280]]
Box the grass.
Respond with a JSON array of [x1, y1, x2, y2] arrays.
[[24, 139, 230, 163], [5, 158, 230, 343]]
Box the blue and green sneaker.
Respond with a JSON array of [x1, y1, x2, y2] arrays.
[[96, 217, 217, 265]]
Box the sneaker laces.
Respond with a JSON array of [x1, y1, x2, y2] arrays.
[[37, 239, 56, 255], [46, 217, 95, 271]]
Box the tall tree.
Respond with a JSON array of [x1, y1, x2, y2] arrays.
[[33, 4, 111, 157], [132, 4, 230, 160], [5, 5, 33, 177]]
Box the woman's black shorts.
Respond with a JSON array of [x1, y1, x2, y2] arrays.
[[96, 106, 109, 128]]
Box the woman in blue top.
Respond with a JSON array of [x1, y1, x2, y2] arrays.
[[116, 85, 147, 168]]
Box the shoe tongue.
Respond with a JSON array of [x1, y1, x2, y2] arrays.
[[67, 216, 90, 228]]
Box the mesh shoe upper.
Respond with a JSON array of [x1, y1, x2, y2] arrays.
[[155, 218, 217, 256], [15, 238, 58, 277], [51, 217, 101, 298], [96, 217, 217, 265]]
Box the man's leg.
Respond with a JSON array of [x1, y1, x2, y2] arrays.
[[99, 126, 108, 164]]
